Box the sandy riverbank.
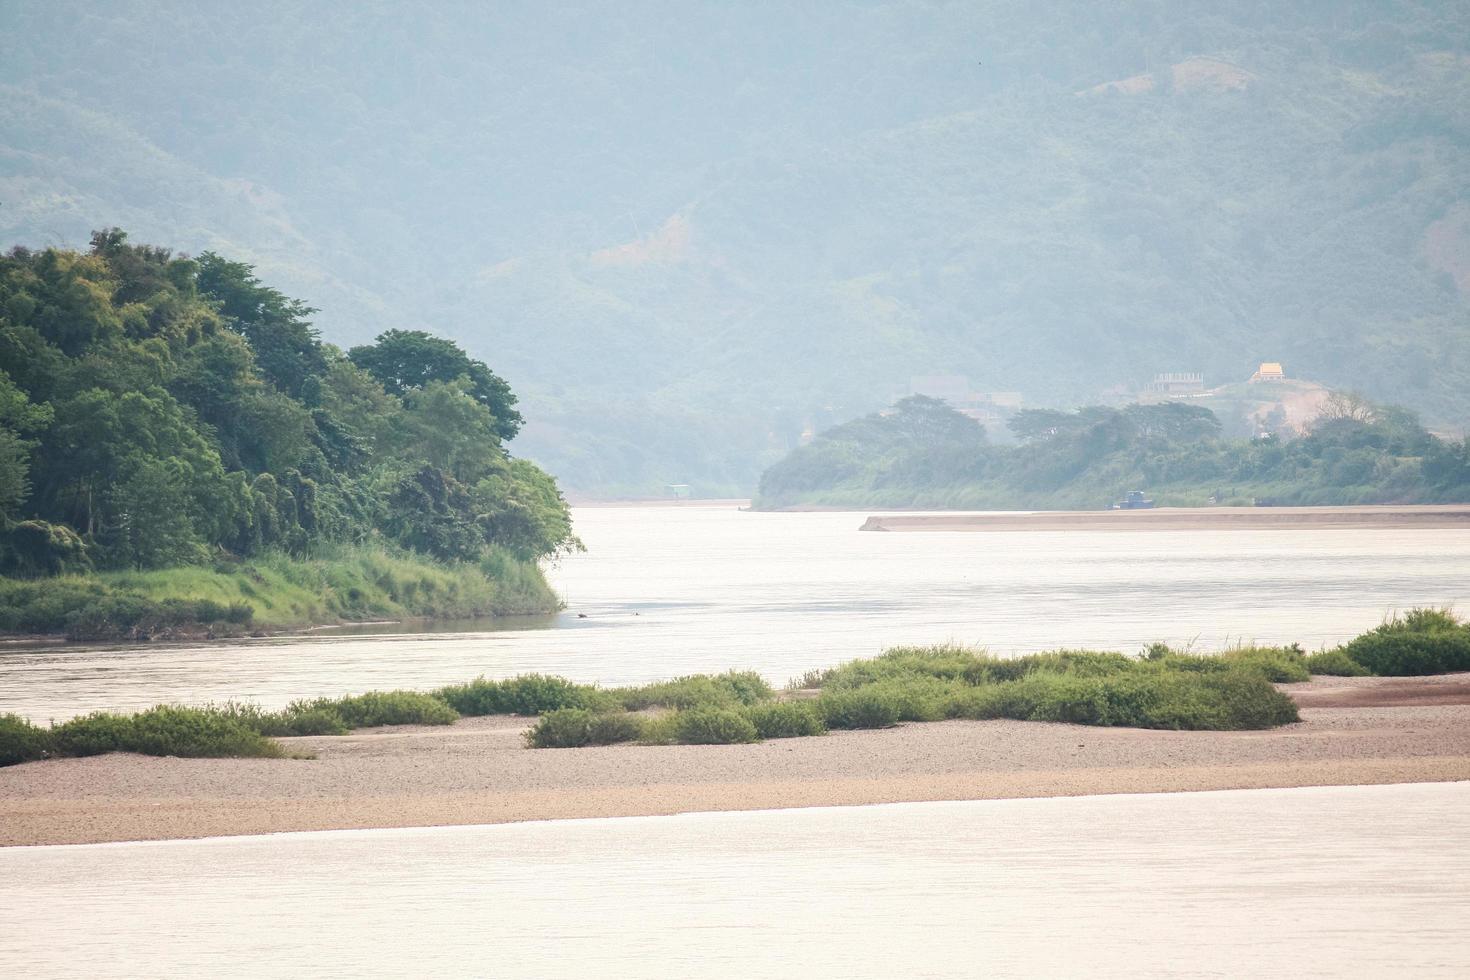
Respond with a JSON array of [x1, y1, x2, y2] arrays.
[[4, 674, 1468, 846], [859, 504, 1470, 532]]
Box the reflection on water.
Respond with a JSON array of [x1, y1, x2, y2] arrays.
[[3, 504, 1469, 720], [2, 783, 1468, 978]]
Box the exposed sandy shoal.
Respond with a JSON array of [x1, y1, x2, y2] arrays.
[[4, 675, 1469, 846], [859, 504, 1470, 532]]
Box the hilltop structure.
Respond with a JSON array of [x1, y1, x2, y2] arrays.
[[1251, 362, 1286, 382], [1148, 372, 1206, 396]]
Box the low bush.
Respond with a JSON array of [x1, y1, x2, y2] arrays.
[[124, 705, 287, 758], [1304, 649, 1370, 676], [945, 670, 1299, 731], [266, 705, 352, 736], [1341, 609, 1470, 675], [1218, 645, 1311, 683], [308, 691, 459, 728], [436, 675, 611, 716], [524, 708, 592, 748], [587, 712, 647, 745], [744, 701, 826, 739], [673, 708, 759, 744], [0, 713, 53, 766], [817, 687, 904, 729], [617, 671, 775, 711], [51, 711, 137, 756], [46, 706, 286, 760]]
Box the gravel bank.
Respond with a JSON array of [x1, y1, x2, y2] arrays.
[[4, 675, 1468, 846]]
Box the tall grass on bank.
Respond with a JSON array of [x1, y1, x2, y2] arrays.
[[0, 542, 559, 640]]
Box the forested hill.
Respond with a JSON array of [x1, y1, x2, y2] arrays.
[[3, 2, 1469, 495], [755, 395, 1470, 510], [0, 232, 577, 579]]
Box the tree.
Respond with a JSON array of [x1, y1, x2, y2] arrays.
[[1122, 402, 1221, 444], [1008, 408, 1087, 442], [196, 252, 326, 399], [0, 369, 52, 521], [473, 458, 584, 560], [397, 379, 504, 483], [349, 329, 522, 441]]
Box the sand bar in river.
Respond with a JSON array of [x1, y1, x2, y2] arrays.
[[3, 675, 1468, 846], [859, 504, 1470, 532]]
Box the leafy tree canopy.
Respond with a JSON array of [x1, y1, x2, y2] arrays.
[[348, 330, 522, 442], [0, 232, 574, 574]]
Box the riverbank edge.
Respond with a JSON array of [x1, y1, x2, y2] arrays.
[[0, 544, 563, 643], [6, 674, 1469, 846], [5, 753, 1466, 849], [857, 504, 1470, 532]]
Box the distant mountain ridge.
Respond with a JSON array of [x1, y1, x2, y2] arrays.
[[2, 1, 1467, 495]]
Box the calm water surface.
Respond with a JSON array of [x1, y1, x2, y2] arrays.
[[3, 783, 1468, 978], [3, 504, 1469, 720]]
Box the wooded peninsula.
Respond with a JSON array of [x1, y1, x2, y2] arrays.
[[0, 231, 578, 638]]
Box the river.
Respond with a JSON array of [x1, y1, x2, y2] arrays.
[[3, 503, 1469, 721], [3, 782, 1468, 978]]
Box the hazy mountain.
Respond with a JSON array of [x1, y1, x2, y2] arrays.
[[3, 1, 1467, 495]]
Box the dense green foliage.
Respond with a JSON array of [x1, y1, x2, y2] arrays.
[[757, 395, 1470, 509], [1339, 608, 1470, 675], [50, 706, 286, 761], [0, 232, 576, 625], [4, 3, 1468, 495]]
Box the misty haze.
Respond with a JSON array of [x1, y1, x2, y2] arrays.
[[2, 4, 1468, 978]]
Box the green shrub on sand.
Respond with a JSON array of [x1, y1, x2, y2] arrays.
[[1340, 609, 1470, 676], [0, 713, 54, 766], [743, 702, 826, 739], [673, 708, 759, 744], [1303, 649, 1370, 676]]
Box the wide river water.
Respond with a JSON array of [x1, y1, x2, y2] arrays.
[[3, 503, 1470, 721], [3, 783, 1468, 978], [4, 505, 1470, 976]]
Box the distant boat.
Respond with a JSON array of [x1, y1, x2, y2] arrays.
[[1111, 490, 1155, 510]]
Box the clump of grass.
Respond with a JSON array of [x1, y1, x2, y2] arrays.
[[1303, 648, 1370, 677], [587, 712, 646, 745], [0, 713, 54, 766], [48, 706, 286, 759], [945, 670, 1299, 730], [50, 711, 137, 756], [743, 702, 826, 739], [673, 708, 759, 744], [617, 671, 774, 711], [524, 708, 594, 748], [1340, 608, 1470, 676], [817, 687, 904, 729], [302, 691, 460, 728], [436, 674, 613, 716]]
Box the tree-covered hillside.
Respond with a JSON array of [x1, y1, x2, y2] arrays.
[[2, 2, 1467, 494], [0, 232, 576, 580], [755, 394, 1470, 510]]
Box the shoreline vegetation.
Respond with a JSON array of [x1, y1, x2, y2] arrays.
[[0, 542, 558, 642], [754, 395, 1470, 511], [5, 609, 1467, 768]]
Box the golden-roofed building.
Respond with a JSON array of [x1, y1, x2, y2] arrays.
[[1250, 362, 1285, 382]]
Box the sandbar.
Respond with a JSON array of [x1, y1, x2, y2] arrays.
[[859, 504, 1470, 532], [3, 675, 1468, 846]]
